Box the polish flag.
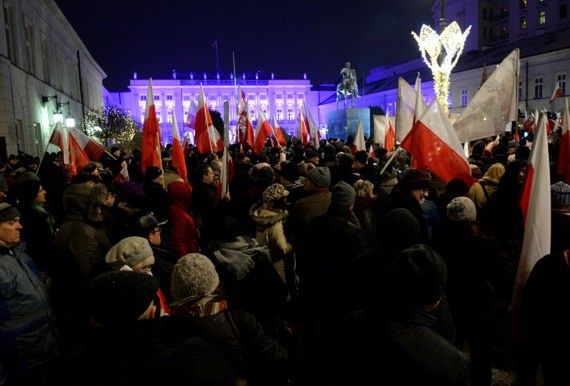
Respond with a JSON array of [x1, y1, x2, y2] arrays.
[[557, 98, 570, 183], [69, 128, 107, 162], [237, 89, 254, 148], [195, 86, 223, 154], [522, 110, 535, 132], [297, 109, 310, 145], [48, 123, 69, 165], [186, 101, 197, 129], [273, 117, 287, 147], [67, 132, 91, 178], [384, 111, 396, 152], [395, 75, 426, 143], [549, 83, 562, 104], [253, 110, 274, 153], [304, 105, 320, 148], [141, 79, 163, 173], [354, 121, 367, 151], [170, 113, 188, 182], [48, 123, 90, 178], [512, 113, 551, 308], [401, 99, 472, 184]]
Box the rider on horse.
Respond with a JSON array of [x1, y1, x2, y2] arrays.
[[337, 61, 359, 109]]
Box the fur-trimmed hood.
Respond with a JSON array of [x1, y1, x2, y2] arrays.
[[249, 202, 288, 229]]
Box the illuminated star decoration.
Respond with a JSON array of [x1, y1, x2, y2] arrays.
[[412, 21, 471, 112]]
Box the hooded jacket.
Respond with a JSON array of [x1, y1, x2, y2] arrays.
[[168, 181, 199, 258]]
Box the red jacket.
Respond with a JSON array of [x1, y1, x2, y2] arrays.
[[168, 181, 199, 258]]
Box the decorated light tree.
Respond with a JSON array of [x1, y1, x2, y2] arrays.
[[412, 21, 471, 113], [83, 105, 140, 146]]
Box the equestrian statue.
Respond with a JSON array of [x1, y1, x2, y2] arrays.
[[336, 61, 359, 109]]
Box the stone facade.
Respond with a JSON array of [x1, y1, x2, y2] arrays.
[[0, 0, 105, 157]]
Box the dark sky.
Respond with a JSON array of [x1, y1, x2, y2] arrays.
[[54, 0, 434, 91]]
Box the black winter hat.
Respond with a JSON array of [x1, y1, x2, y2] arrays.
[[90, 271, 159, 327], [400, 168, 431, 191], [390, 244, 447, 306], [145, 166, 163, 182]]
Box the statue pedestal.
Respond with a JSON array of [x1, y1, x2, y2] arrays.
[[326, 108, 371, 141]]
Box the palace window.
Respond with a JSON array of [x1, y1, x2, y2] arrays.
[[539, 11, 546, 25], [557, 73, 567, 96], [534, 77, 543, 99], [520, 17, 527, 30]]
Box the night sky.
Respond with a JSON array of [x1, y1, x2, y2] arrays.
[[54, 0, 434, 91]]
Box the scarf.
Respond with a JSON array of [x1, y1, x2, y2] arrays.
[[171, 293, 228, 319]]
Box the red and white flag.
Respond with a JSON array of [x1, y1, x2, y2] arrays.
[[557, 98, 570, 183], [384, 110, 396, 152], [522, 110, 535, 132], [48, 123, 90, 179], [69, 129, 106, 162], [273, 117, 287, 147], [303, 105, 320, 148], [170, 113, 188, 182], [395, 75, 426, 143], [454, 49, 520, 143], [195, 86, 223, 154], [549, 83, 562, 104], [237, 89, 254, 148], [513, 112, 551, 308], [186, 101, 197, 129], [401, 99, 472, 184], [141, 78, 163, 173], [354, 121, 367, 151], [297, 109, 310, 145], [253, 110, 274, 153]]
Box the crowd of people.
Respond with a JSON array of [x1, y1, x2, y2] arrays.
[[0, 122, 569, 386]]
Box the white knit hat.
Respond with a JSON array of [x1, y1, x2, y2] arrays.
[[105, 236, 154, 270], [446, 196, 477, 223], [171, 253, 219, 301]]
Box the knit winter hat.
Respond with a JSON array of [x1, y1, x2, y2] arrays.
[[11, 179, 41, 206], [171, 253, 220, 301], [90, 270, 159, 326], [307, 166, 331, 188], [0, 203, 20, 222], [551, 181, 570, 207], [105, 236, 154, 270], [446, 196, 477, 223], [262, 183, 289, 202], [400, 168, 431, 191], [390, 244, 447, 306], [330, 181, 356, 208]]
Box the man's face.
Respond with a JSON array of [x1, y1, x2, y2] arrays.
[[202, 167, 215, 185], [0, 217, 23, 245], [410, 188, 429, 203]]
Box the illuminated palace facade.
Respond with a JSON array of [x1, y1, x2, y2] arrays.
[[108, 72, 333, 143]]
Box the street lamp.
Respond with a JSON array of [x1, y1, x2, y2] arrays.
[[65, 118, 76, 128], [41, 95, 58, 105]]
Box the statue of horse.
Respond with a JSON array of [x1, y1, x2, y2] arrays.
[[336, 67, 359, 109]]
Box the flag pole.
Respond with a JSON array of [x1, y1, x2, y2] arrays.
[[379, 147, 402, 176]]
